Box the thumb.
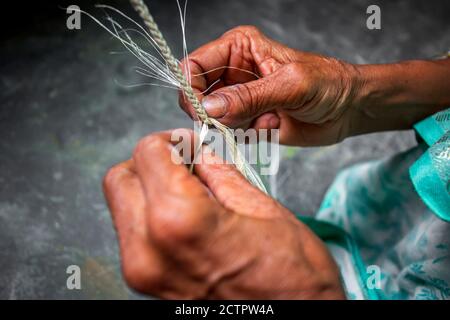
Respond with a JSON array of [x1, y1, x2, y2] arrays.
[[201, 69, 297, 127]]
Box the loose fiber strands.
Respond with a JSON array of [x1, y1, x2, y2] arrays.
[[76, 1, 268, 194], [128, 0, 268, 193]]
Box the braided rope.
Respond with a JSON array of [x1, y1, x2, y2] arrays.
[[128, 0, 268, 194], [129, 0, 211, 125]]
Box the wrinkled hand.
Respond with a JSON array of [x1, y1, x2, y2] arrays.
[[179, 26, 361, 146], [103, 129, 345, 299]]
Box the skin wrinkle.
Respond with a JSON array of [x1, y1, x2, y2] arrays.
[[145, 238, 215, 299], [177, 212, 246, 299], [236, 83, 257, 121], [216, 44, 233, 81], [149, 197, 211, 243], [105, 18, 450, 297], [212, 32, 264, 122], [216, 218, 285, 297], [242, 28, 277, 74], [203, 215, 258, 298], [227, 34, 251, 81], [333, 61, 355, 118], [130, 1, 264, 191], [207, 256, 260, 299], [158, 259, 209, 300], [289, 74, 315, 110], [187, 59, 208, 89], [105, 129, 346, 299], [221, 220, 313, 298]]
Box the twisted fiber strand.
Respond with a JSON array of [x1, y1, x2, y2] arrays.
[[128, 0, 268, 194], [129, 0, 211, 124]]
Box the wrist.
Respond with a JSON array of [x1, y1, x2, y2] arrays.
[[349, 60, 450, 137]]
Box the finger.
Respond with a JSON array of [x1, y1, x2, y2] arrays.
[[251, 112, 281, 131], [182, 37, 231, 84], [178, 87, 205, 121], [132, 130, 204, 198], [184, 29, 260, 86], [132, 130, 219, 244], [194, 148, 285, 219], [200, 66, 302, 127], [276, 112, 344, 146], [102, 161, 164, 293], [179, 34, 259, 119], [103, 160, 144, 236], [250, 113, 281, 142], [178, 37, 232, 118]]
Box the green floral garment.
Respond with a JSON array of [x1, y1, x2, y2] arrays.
[[305, 108, 450, 299]]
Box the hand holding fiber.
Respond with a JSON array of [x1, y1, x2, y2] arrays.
[[129, 0, 268, 193], [129, 0, 210, 125]]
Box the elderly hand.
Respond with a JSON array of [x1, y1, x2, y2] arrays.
[[179, 26, 362, 146], [180, 26, 450, 146], [103, 129, 345, 299]]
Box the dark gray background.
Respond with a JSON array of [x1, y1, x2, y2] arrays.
[[0, 0, 448, 299]]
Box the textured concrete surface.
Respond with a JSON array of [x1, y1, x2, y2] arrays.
[[0, 0, 448, 299]]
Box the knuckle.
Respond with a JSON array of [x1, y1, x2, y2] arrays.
[[122, 257, 162, 293], [149, 199, 212, 246], [151, 215, 194, 245], [102, 164, 125, 192], [234, 25, 261, 36], [284, 62, 303, 78], [172, 128, 194, 141], [283, 63, 310, 98], [133, 135, 166, 161], [223, 25, 262, 39]]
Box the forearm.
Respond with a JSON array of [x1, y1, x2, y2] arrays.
[[350, 58, 450, 136]]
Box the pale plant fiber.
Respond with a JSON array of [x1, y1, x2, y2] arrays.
[[128, 0, 267, 193], [76, 1, 268, 193]]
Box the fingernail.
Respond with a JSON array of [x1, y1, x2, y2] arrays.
[[202, 94, 227, 118]]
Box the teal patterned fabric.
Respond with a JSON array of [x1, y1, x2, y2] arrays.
[[411, 109, 450, 221], [316, 108, 450, 300]]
